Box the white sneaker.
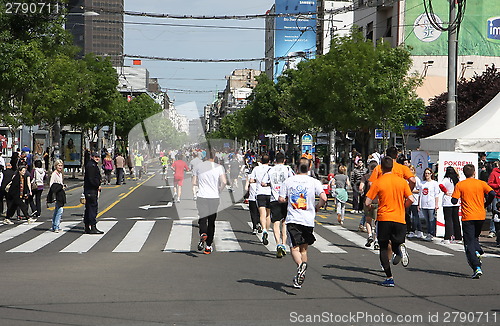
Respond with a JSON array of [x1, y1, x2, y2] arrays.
[[3, 218, 13, 225], [407, 232, 416, 238], [416, 231, 424, 239], [27, 218, 37, 224], [441, 239, 450, 244], [351, 210, 356, 214], [425, 234, 433, 241], [488, 231, 496, 238]]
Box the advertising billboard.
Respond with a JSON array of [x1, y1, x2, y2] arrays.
[[274, 0, 317, 78], [404, 0, 500, 56], [62, 132, 83, 167]]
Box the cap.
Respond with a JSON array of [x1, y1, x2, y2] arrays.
[[91, 151, 100, 157]]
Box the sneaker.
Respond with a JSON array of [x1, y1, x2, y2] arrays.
[[400, 243, 409, 267], [252, 228, 257, 235], [392, 253, 401, 265], [193, 196, 197, 201], [197, 233, 207, 251], [257, 223, 263, 233], [3, 218, 13, 225], [262, 232, 269, 245], [365, 235, 374, 247], [425, 234, 433, 242], [351, 210, 356, 214], [292, 276, 301, 289], [472, 267, 483, 279], [380, 278, 395, 287], [475, 251, 483, 264], [54, 228, 61, 233], [27, 217, 37, 224], [407, 232, 415, 238], [204, 246, 212, 255], [358, 224, 364, 232], [488, 231, 496, 238], [276, 245, 284, 258], [441, 239, 451, 244], [415, 231, 424, 239], [454, 240, 463, 244], [296, 262, 307, 285], [374, 241, 380, 250]]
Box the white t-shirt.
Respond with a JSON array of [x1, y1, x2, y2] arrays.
[[441, 177, 460, 207], [248, 181, 257, 201], [262, 164, 295, 201], [249, 164, 272, 196], [279, 174, 324, 227], [419, 179, 440, 209], [411, 176, 422, 206], [193, 161, 225, 199]]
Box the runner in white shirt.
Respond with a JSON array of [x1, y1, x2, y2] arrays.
[[262, 152, 294, 258], [249, 155, 272, 245], [192, 150, 227, 254], [279, 160, 326, 289]]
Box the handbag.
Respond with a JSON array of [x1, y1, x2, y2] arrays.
[[80, 193, 86, 205]]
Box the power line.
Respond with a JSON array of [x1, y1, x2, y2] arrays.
[[124, 54, 302, 63]]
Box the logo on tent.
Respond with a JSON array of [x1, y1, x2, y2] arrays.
[[488, 17, 500, 41]]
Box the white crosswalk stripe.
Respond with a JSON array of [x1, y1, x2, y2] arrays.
[[60, 221, 117, 253], [214, 221, 242, 252], [164, 220, 193, 252], [323, 225, 378, 254], [405, 239, 453, 256], [7, 221, 80, 253], [113, 221, 155, 252], [0, 222, 42, 245]]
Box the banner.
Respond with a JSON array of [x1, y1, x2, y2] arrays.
[[435, 152, 478, 237], [404, 0, 500, 56]]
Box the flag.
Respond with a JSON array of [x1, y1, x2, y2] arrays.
[[133, 59, 142, 65]]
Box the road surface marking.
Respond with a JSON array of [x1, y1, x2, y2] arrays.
[[112, 221, 155, 252], [60, 221, 117, 253], [323, 225, 378, 254], [214, 221, 242, 252], [405, 239, 453, 256], [0, 222, 42, 244], [312, 233, 347, 253], [7, 222, 79, 253], [164, 220, 193, 252]]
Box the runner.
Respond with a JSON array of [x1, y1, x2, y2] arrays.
[[171, 154, 189, 203], [189, 152, 203, 200], [192, 149, 226, 255], [249, 155, 272, 246], [365, 156, 414, 287], [359, 161, 379, 248], [262, 152, 295, 258], [244, 162, 260, 234], [451, 164, 495, 279], [278, 160, 326, 288], [369, 146, 416, 191], [133, 152, 144, 180]]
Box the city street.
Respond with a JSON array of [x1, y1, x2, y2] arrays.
[[0, 169, 499, 326]]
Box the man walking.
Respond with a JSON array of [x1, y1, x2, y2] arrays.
[[192, 149, 226, 254], [83, 152, 104, 234], [452, 164, 495, 279], [365, 156, 414, 287], [279, 160, 326, 288], [262, 152, 294, 258]]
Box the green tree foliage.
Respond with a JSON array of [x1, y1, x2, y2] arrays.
[[114, 94, 163, 141], [416, 65, 500, 139]]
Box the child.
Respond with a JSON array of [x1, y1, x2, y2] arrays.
[[493, 202, 500, 248]]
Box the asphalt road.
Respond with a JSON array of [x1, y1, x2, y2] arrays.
[[0, 169, 499, 326]]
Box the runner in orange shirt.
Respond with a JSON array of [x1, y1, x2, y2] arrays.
[[368, 146, 416, 191], [365, 156, 414, 287], [451, 164, 495, 279]]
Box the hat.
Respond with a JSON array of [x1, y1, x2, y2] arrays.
[[91, 151, 100, 157]]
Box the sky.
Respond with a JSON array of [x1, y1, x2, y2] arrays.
[[124, 0, 276, 119]]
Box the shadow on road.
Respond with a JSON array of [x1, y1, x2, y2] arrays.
[[237, 278, 297, 295], [405, 267, 469, 278]]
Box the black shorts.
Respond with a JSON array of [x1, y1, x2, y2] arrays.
[[270, 201, 288, 222], [287, 223, 316, 247], [256, 195, 271, 208], [377, 221, 406, 245]]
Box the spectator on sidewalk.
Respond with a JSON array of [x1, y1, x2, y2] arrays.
[[114, 152, 126, 185]]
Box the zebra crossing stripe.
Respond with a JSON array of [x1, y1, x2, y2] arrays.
[[0, 222, 42, 245], [7, 221, 80, 253], [405, 240, 453, 256], [164, 220, 193, 252], [431, 238, 464, 252], [113, 221, 155, 252], [214, 221, 242, 252], [322, 225, 378, 254], [312, 233, 347, 254], [60, 221, 117, 253]]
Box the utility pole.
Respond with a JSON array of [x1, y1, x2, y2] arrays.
[[446, 0, 458, 129]]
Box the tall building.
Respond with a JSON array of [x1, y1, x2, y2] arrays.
[[66, 0, 124, 67]]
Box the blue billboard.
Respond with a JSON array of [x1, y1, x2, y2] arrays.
[[274, 0, 317, 78]]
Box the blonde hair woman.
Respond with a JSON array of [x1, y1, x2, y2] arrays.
[[334, 165, 351, 226], [47, 159, 66, 232]]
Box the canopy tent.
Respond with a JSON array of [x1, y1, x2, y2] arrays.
[[486, 152, 500, 161], [420, 92, 500, 153]]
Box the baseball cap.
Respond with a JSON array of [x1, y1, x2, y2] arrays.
[[91, 151, 100, 157]]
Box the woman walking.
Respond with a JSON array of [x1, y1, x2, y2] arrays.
[[419, 167, 440, 241], [5, 165, 35, 223], [102, 153, 114, 185], [47, 159, 66, 232], [440, 166, 462, 243], [334, 165, 351, 226], [29, 160, 46, 218]]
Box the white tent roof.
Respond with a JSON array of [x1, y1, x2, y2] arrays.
[[420, 91, 500, 153]]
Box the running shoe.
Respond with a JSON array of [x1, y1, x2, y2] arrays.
[[475, 251, 483, 264], [407, 232, 415, 238], [488, 231, 495, 238], [3, 218, 13, 225], [27, 217, 37, 224], [257, 223, 263, 233], [296, 262, 307, 285], [252, 228, 257, 235], [400, 243, 409, 267], [276, 245, 284, 258], [198, 233, 207, 251], [373, 241, 380, 250], [472, 267, 482, 279], [204, 246, 212, 255], [392, 252, 401, 266], [292, 276, 301, 289], [365, 235, 374, 247], [262, 232, 269, 245], [380, 278, 395, 287]]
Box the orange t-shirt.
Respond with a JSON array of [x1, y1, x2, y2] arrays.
[[369, 161, 413, 183], [366, 173, 413, 223], [452, 178, 493, 221]]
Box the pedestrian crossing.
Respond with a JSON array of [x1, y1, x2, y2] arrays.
[[0, 219, 496, 258]]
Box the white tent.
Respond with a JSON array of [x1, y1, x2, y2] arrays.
[[420, 91, 500, 153]]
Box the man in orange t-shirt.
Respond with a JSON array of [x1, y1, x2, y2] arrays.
[[366, 156, 414, 287], [451, 164, 495, 279], [368, 146, 416, 191]]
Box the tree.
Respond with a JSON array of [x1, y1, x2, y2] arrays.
[[416, 65, 500, 139]]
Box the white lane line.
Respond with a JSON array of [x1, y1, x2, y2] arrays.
[[431, 238, 464, 252], [7, 222, 80, 253], [312, 232, 347, 253], [323, 225, 378, 254], [0, 222, 42, 244], [112, 221, 155, 252], [247, 222, 276, 252], [214, 221, 242, 252], [60, 221, 117, 253], [164, 220, 193, 252], [405, 239, 453, 256]]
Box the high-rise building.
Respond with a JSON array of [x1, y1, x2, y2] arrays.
[[66, 0, 124, 67]]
